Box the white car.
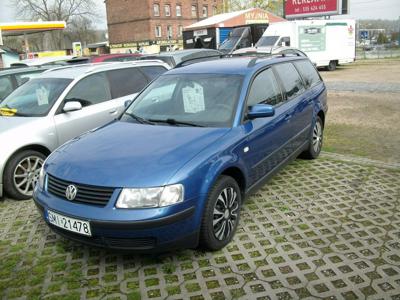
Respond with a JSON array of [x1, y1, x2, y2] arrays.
[[0, 60, 170, 200]]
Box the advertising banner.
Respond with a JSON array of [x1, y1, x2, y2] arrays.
[[298, 25, 326, 52], [286, 0, 339, 18]]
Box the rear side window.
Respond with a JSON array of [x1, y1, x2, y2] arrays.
[[107, 67, 149, 99], [140, 66, 167, 81], [274, 63, 305, 100], [65, 72, 111, 106], [0, 76, 14, 100], [247, 68, 282, 106], [294, 60, 321, 88]]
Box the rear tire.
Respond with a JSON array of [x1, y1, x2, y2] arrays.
[[301, 116, 324, 160], [199, 176, 242, 251], [327, 60, 337, 71], [4, 150, 46, 200]]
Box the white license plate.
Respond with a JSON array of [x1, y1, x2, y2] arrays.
[[47, 210, 92, 236]]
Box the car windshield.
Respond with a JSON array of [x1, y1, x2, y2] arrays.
[[0, 78, 72, 117], [256, 36, 279, 47], [121, 74, 244, 128]]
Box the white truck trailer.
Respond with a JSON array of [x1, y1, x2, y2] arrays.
[[243, 19, 356, 70]]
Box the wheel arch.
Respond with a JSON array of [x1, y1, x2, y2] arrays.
[[1, 144, 51, 181]]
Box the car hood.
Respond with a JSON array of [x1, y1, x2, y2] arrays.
[[46, 121, 230, 188]]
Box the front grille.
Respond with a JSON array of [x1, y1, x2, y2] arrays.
[[50, 225, 156, 250], [47, 175, 114, 206]]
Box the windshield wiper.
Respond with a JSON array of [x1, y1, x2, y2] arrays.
[[124, 112, 155, 125], [148, 118, 204, 127]]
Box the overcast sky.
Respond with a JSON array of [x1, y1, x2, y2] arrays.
[[0, 0, 399, 29]]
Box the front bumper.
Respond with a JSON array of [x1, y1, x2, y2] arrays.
[[33, 187, 202, 252]]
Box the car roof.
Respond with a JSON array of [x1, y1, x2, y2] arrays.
[[0, 65, 54, 76], [166, 56, 307, 76], [36, 60, 170, 79], [142, 49, 222, 65]]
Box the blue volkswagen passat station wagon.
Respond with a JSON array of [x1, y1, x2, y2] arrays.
[[34, 56, 327, 251]]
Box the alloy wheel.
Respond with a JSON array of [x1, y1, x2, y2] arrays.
[[312, 120, 323, 153], [13, 156, 44, 196], [213, 187, 239, 241]]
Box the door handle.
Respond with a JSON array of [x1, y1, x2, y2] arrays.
[[109, 109, 118, 115], [284, 114, 291, 121]]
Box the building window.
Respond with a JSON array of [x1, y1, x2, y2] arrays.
[[153, 4, 160, 16], [202, 6, 208, 18], [167, 25, 173, 39], [155, 25, 162, 38], [191, 5, 197, 18], [164, 4, 171, 17], [178, 25, 183, 37], [212, 6, 217, 15], [176, 5, 182, 17]]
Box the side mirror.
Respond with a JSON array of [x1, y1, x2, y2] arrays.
[[63, 101, 82, 112], [124, 100, 132, 108], [247, 104, 275, 119]]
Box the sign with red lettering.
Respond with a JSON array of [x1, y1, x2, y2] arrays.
[[285, 0, 339, 18]]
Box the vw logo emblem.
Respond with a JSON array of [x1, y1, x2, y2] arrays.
[[65, 185, 78, 201]]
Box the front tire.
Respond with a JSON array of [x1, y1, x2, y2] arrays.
[[301, 116, 324, 159], [4, 150, 46, 200], [327, 60, 337, 71], [199, 176, 242, 251]]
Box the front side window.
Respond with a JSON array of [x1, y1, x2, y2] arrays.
[[140, 66, 168, 80], [107, 68, 149, 99], [65, 73, 111, 106], [0, 78, 72, 116], [191, 5, 197, 18], [155, 25, 162, 38], [153, 3, 160, 16], [274, 63, 305, 100], [164, 4, 171, 16], [176, 5, 182, 16], [121, 74, 244, 128], [247, 68, 282, 107], [294, 60, 321, 88]]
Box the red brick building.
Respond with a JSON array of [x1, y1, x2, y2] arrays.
[[106, 0, 223, 53]]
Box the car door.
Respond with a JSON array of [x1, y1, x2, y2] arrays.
[[241, 68, 293, 187], [274, 62, 313, 152], [53, 72, 116, 144]]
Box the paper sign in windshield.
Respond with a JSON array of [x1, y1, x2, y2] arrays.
[[36, 86, 50, 106], [182, 83, 205, 113]]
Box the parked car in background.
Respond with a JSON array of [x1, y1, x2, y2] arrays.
[[33, 56, 327, 252], [0, 60, 170, 200], [0, 66, 55, 101], [63, 53, 142, 65], [140, 49, 222, 68], [10, 56, 75, 67], [233, 46, 308, 57]]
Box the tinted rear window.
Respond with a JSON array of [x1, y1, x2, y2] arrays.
[[140, 66, 167, 80], [107, 67, 149, 99], [294, 60, 321, 88], [274, 63, 305, 100]]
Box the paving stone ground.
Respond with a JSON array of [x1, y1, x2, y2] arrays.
[[0, 155, 399, 300]]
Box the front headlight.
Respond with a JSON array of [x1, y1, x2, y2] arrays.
[[116, 184, 184, 208], [38, 167, 46, 190]]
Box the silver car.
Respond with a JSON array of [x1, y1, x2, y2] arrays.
[[0, 61, 170, 200]]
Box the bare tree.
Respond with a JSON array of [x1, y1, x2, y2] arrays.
[[12, 0, 100, 50], [224, 0, 284, 16]]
